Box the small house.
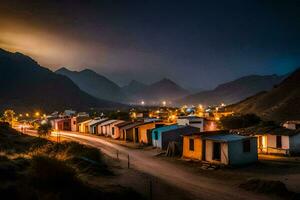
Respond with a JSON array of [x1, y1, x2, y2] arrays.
[[183, 132, 258, 165], [119, 122, 143, 142], [233, 125, 300, 155], [283, 121, 300, 130], [97, 120, 118, 136], [78, 119, 92, 133], [151, 125, 200, 149], [177, 116, 204, 131], [53, 118, 71, 131], [113, 121, 133, 139], [70, 116, 90, 132], [88, 118, 108, 134]]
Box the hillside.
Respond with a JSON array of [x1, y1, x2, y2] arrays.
[[0, 49, 122, 112], [56, 68, 126, 102], [130, 78, 189, 105], [228, 68, 300, 122], [121, 80, 147, 96], [178, 74, 285, 106]]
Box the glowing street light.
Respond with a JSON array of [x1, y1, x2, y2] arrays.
[[25, 113, 29, 117], [141, 101, 145, 106], [35, 112, 40, 117], [19, 114, 23, 117], [162, 101, 166, 107]]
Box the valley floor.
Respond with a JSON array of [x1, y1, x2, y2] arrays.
[[28, 130, 300, 200]]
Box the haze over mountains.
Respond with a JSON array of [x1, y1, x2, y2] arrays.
[[56, 67, 126, 102], [178, 74, 286, 106], [0, 49, 122, 112], [0, 48, 294, 116], [228, 68, 300, 122]]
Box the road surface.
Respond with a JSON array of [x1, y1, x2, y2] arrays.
[[47, 131, 271, 200]]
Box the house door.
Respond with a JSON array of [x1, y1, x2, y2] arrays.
[[276, 136, 282, 148], [134, 128, 139, 143], [202, 140, 206, 161], [93, 126, 97, 134], [213, 142, 221, 161]]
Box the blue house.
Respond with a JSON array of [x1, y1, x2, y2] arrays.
[[151, 125, 200, 149]]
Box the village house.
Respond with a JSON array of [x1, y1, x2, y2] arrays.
[[113, 121, 133, 139], [177, 116, 204, 131], [283, 121, 300, 130], [182, 131, 258, 165], [151, 125, 200, 149], [88, 118, 108, 134], [98, 120, 119, 136], [70, 116, 90, 132], [52, 118, 71, 131], [119, 122, 143, 142], [106, 120, 124, 137], [233, 125, 300, 155], [78, 119, 92, 133]]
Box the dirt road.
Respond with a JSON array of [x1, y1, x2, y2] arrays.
[[53, 131, 272, 200]]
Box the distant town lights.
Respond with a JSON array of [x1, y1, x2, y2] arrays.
[[162, 101, 166, 106], [35, 112, 40, 117]]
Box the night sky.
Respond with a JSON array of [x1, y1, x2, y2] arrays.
[[0, 0, 299, 89]]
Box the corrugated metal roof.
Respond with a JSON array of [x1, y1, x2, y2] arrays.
[[203, 134, 251, 142], [152, 125, 183, 133], [89, 118, 108, 126], [99, 119, 118, 126]]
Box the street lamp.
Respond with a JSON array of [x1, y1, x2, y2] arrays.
[[162, 101, 166, 107], [141, 101, 145, 106]]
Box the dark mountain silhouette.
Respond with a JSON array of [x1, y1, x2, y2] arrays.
[[56, 67, 126, 102], [228, 68, 300, 122], [131, 78, 189, 104], [121, 80, 147, 96], [178, 74, 285, 106], [0, 49, 123, 112]]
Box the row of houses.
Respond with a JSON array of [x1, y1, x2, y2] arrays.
[[50, 114, 300, 166]]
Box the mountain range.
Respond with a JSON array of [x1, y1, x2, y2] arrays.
[[56, 67, 126, 102], [227, 68, 300, 122], [128, 78, 190, 104], [0, 49, 122, 112], [177, 74, 286, 106]]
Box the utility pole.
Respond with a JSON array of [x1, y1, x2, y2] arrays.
[[127, 154, 130, 169]]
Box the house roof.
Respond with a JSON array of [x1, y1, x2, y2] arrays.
[[231, 125, 300, 137], [115, 121, 132, 128], [120, 122, 143, 130], [76, 116, 91, 124], [184, 130, 229, 137], [284, 121, 300, 125], [98, 119, 119, 126], [89, 118, 108, 126], [152, 125, 183, 133], [78, 119, 92, 125], [202, 134, 252, 142]]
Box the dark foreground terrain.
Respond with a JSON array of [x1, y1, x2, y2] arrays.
[[0, 123, 142, 200]]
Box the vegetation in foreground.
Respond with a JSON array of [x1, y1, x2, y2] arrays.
[[0, 122, 143, 200]]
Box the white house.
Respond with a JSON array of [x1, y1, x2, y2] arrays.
[[177, 116, 204, 132], [233, 125, 300, 155], [283, 121, 300, 130]]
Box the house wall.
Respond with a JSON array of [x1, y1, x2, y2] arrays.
[[289, 134, 300, 154], [267, 134, 289, 149], [138, 123, 156, 144], [161, 127, 200, 150], [71, 117, 77, 132], [182, 137, 202, 160], [152, 130, 162, 148], [228, 138, 258, 165], [112, 127, 122, 139], [177, 119, 204, 131], [205, 140, 229, 165], [283, 123, 296, 130]]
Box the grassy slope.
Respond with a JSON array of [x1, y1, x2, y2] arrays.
[[0, 123, 142, 200]]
